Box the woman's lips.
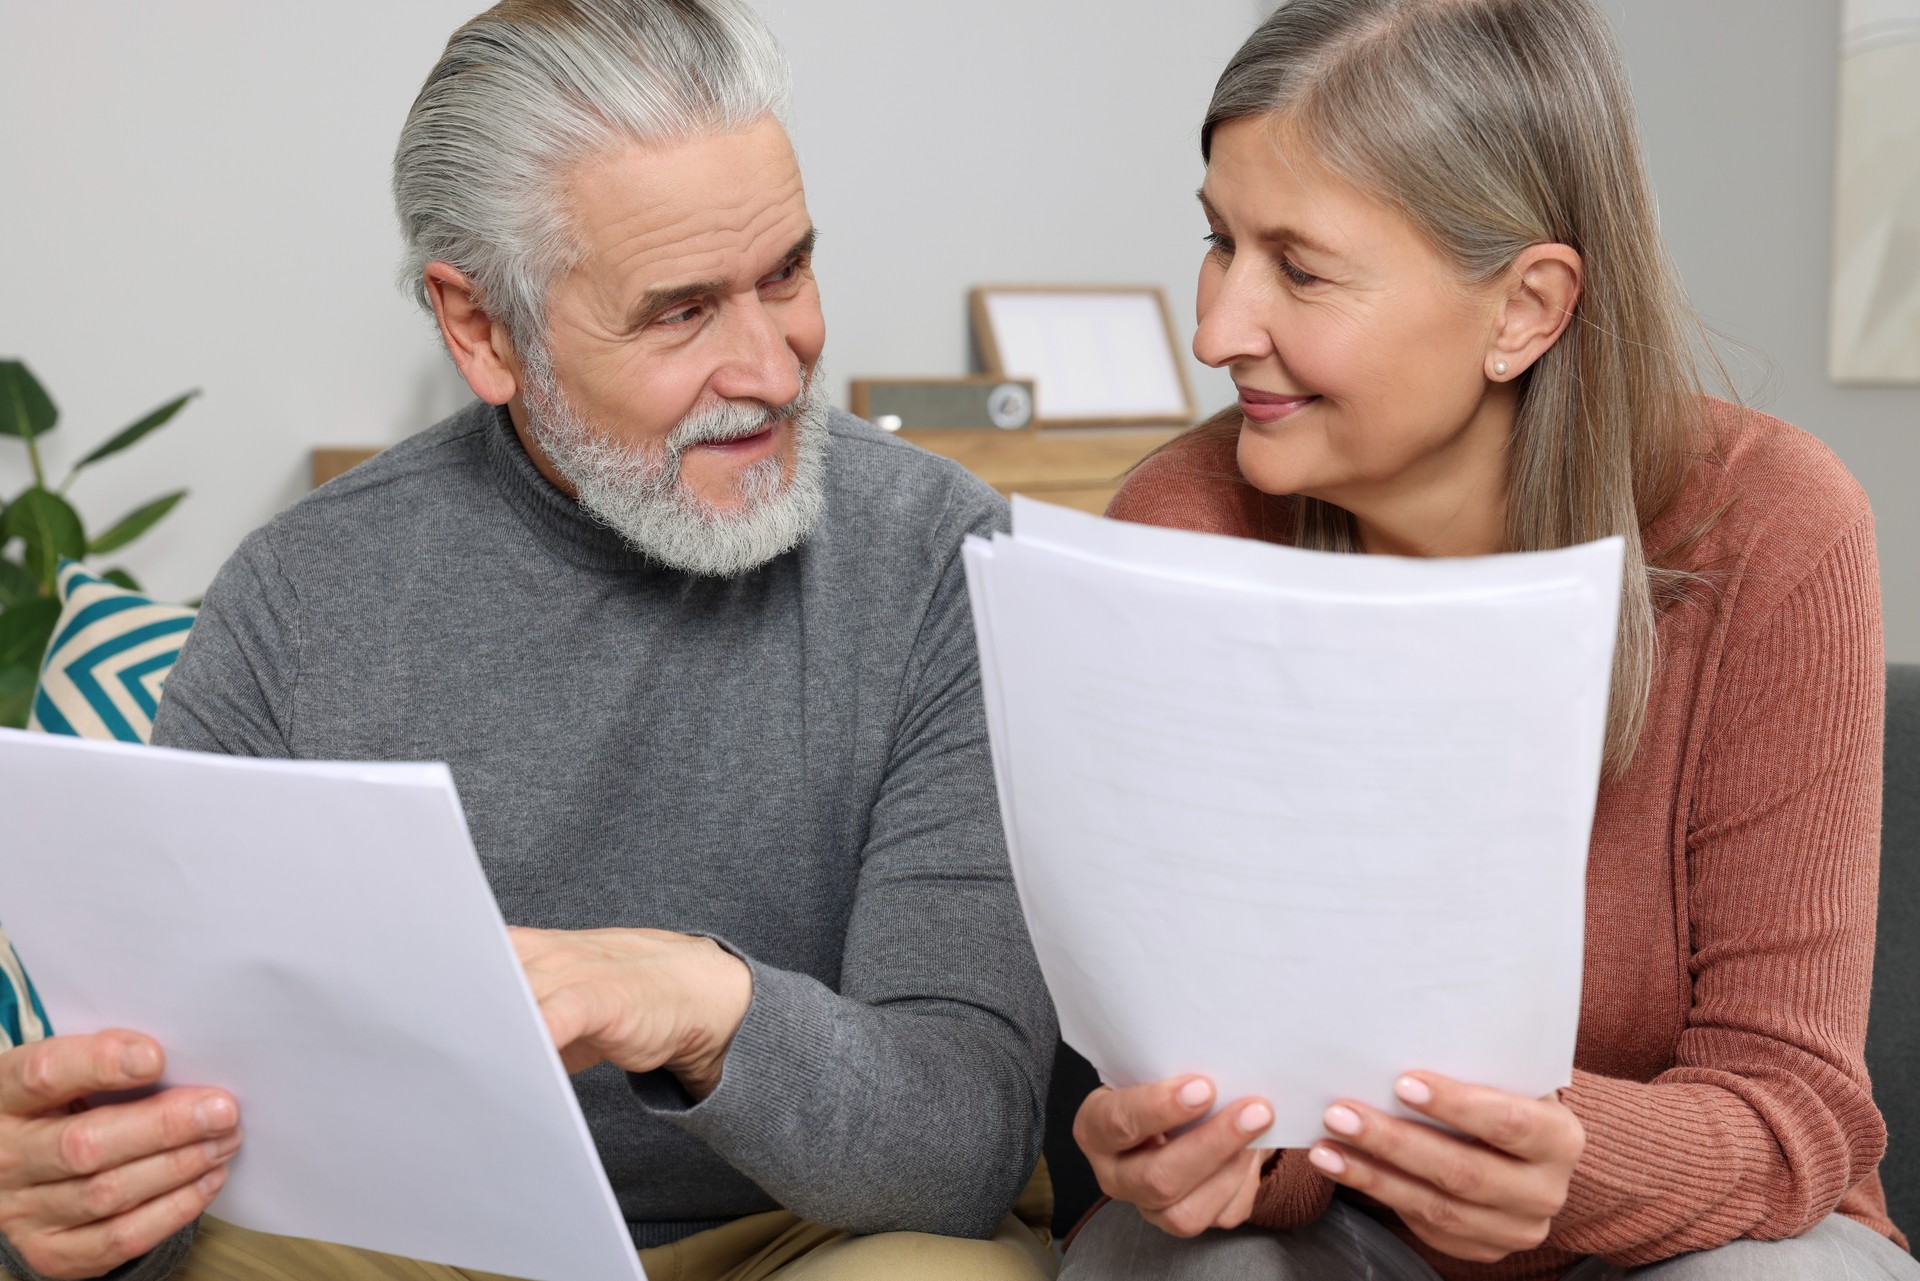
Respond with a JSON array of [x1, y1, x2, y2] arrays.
[[1237, 387, 1319, 424]]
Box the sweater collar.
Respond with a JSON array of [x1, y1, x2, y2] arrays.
[[478, 400, 667, 574]]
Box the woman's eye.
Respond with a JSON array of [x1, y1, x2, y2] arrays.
[[1279, 258, 1321, 288], [1202, 231, 1234, 257]]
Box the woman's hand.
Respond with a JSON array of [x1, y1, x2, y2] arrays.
[[1073, 1076, 1273, 1237], [1308, 1072, 1584, 1264]]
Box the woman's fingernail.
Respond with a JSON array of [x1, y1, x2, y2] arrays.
[[197, 1166, 228, 1198], [1236, 1102, 1274, 1133], [195, 1096, 237, 1133], [1309, 1144, 1347, 1175], [1395, 1076, 1433, 1107], [1324, 1104, 1362, 1137], [202, 1131, 243, 1162], [122, 1042, 159, 1077], [1178, 1078, 1213, 1108]]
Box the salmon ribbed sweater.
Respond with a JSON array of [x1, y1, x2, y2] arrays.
[[1105, 401, 1899, 1280]]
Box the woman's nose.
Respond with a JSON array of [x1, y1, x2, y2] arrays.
[[1193, 268, 1276, 370]]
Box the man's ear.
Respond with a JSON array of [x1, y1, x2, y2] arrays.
[[423, 263, 522, 406], [1487, 244, 1583, 383]]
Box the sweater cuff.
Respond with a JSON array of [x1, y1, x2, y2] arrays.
[[1247, 1149, 1336, 1231], [625, 946, 841, 1158], [1549, 1070, 1772, 1250], [0, 1220, 197, 1281]]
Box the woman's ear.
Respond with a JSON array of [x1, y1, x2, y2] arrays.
[[423, 263, 523, 406], [1487, 244, 1583, 382]]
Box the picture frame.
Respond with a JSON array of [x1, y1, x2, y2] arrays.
[[969, 285, 1197, 427], [1828, 0, 1920, 384]]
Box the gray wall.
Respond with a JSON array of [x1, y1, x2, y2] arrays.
[[1601, 0, 1919, 662], [0, 0, 1247, 607], [0, 1, 1913, 658]]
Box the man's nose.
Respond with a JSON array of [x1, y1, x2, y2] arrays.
[[711, 297, 805, 408]]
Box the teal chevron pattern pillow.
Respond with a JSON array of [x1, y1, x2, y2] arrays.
[[28, 561, 196, 743], [0, 923, 51, 1051]]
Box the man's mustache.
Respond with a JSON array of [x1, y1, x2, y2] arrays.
[[665, 368, 820, 451]]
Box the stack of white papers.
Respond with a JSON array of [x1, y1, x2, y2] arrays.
[[0, 731, 646, 1281], [963, 498, 1622, 1144]]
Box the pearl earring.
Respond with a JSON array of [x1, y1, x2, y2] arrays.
[[1493, 359, 1509, 377]]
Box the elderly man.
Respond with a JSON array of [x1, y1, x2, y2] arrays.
[[0, 2, 1056, 1279]]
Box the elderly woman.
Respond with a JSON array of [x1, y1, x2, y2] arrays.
[[1061, 2, 1916, 1279]]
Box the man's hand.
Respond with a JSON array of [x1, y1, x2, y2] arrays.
[[1073, 1077, 1272, 1238], [1308, 1072, 1584, 1264], [0, 1032, 240, 1280], [510, 927, 753, 1099]]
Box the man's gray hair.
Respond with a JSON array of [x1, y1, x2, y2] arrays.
[[393, 0, 793, 347]]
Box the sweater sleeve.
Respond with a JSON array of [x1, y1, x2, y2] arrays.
[[0, 1221, 199, 1281], [1547, 515, 1887, 1264], [150, 528, 301, 759], [1248, 1149, 1337, 1231], [628, 490, 1059, 1239]]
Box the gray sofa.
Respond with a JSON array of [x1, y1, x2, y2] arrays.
[[1045, 664, 1920, 1253], [1872, 662, 1918, 1247]]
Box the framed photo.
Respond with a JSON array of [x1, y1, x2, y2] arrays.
[[969, 285, 1196, 427], [1829, 0, 1920, 383]]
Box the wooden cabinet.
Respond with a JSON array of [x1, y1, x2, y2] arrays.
[[895, 426, 1179, 514], [311, 423, 1183, 514], [310, 448, 382, 489]]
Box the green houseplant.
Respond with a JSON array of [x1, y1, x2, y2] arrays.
[[0, 359, 196, 728]]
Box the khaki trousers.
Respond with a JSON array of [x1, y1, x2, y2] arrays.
[[163, 1168, 1056, 1281]]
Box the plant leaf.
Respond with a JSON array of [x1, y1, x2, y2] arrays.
[[0, 598, 60, 668], [1, 488, 86, 590], [100, 567, 142, 592], [0, 554, 34, 607], [73, 390, 199, 472], [0, 361, 58, 440], [88, 490, 186, 556], [0, 660, 35, 730]]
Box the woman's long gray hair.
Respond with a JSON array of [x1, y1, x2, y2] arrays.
[[1203, 0, 1722, 775]]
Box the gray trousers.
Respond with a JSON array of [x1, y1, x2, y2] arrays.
[[1058, 1196, 1920, 1280]]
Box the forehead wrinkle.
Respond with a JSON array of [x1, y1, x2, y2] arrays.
[[586, 172, 807, 288], [1207, 119, 1367, 267], [565, 127, 802, 243], [564, 157, 810, 329], [1254, 114, 1463, 285]]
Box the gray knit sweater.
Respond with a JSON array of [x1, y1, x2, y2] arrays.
[[5, 402, 1053, 1280]]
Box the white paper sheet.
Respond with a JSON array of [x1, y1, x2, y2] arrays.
[[0, 730, 645, 1281], [966, 499, 1622, 1145]]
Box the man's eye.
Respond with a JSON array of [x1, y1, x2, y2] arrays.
[[659, 304, 702, 325], [765, 261, 801, 286]]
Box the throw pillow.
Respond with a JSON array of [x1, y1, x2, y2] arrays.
[[28, 561, 196, 744], [0, 923, 51, 1050]]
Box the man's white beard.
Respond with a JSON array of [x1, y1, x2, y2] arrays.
[[521, 357, 829, 578]]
